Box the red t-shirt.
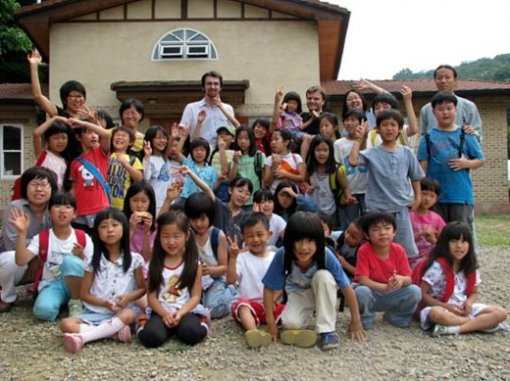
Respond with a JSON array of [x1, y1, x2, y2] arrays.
[[70, 146, 110, 216], [354, 242, 411, 284]]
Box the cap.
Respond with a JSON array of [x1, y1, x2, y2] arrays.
[[216, 125, 236, 137]]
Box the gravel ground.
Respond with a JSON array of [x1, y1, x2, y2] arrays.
[[1, 247, 509, 381]]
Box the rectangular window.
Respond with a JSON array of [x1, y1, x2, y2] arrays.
[[186, 45, 208, 57], [160, 45, 183, 58], [0, 124, 23, 178]]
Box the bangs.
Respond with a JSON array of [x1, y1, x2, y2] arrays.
[[443, 222, 472, 242]]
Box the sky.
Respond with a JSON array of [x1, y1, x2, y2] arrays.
[[329, 0, 510, 80]]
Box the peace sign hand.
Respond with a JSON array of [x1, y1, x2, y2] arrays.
[[227, 235, 240, 257]]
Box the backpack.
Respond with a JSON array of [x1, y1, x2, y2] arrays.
[[411, 256, 476, 317], [328, 165, 348, 205], [210, 227, 221, 260], [253, 151, 265, 186], [11, 151, 48, 201], [424, 127, 466, 158], [32, 228, 87, 293]]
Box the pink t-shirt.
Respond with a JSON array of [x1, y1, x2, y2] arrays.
[[409, 210, 446, 256], [354, 242, 411, 284]]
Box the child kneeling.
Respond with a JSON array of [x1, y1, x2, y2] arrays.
[[354, 212, 421, 329], [263, 212, 365, 351]]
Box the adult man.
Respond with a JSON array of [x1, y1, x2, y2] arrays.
[[420, 65, 482, 138], [179, 71, 239, 146], [301, 86, 326, 135]]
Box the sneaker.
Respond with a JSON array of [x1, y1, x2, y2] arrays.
[[67, 299, 83, 317], [481, 322, 509, 334], [111, 325, 132, 343], [318, 332, 339, 351], [199, 309, 212, 337], [245, 329, 272, 349], [431, 324, 458, 337], [63, 333, 84, 354], [280, 329, 317, 348]]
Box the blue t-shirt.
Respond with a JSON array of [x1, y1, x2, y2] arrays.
[[262, 247, 350, 294], [359, 145, 424, 212], [180, 157, 218, 199], [417, 127, 484, 205]]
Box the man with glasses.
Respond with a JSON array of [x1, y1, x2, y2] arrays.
[[179, 71, 240, 147]]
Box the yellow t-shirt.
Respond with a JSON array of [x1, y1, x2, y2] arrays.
[[107, 152, 143, 210]]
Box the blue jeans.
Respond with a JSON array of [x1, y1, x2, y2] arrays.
[[338, 194, 365, 231], [202, 279, 237, 319], [33, 255, 84, 321], [354, 284, 421, 329]]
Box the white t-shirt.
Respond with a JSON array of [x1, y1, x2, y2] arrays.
[[333, 138, 367, 194], [27, 228, 93, 291], [197, 227, 226, 289], [40, 150, 67, 191], [268, 213, 286, 246], [158, 261, 195, 313], [179, 99, 235, 147], [143, 156, 171, 210], [83, 252, 144, 314], [236, 250, 276, 302]]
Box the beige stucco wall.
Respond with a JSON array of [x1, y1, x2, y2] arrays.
[[49, 0, 320, 117]]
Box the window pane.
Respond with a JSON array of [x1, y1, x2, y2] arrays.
[[3, 126, 21, 150], [3, 152, 21, 175]]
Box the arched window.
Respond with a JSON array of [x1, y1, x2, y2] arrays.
[[152, 28, 218, 61]]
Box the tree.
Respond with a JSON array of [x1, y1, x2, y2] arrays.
[[0, 0, 34, 83]]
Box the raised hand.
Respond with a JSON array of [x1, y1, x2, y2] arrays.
[[27, 50, 42, 65], [227, 235, 240, 257], [143, 140, 152, 158], [9, 208, 30, 234]]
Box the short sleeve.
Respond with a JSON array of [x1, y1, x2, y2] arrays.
[[26, 234, 40, 257], [422, 261, 444, 286], [261, 248, 286, 290], [131, 252, 145, 270]]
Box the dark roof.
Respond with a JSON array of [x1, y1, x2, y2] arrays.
[[323, 79, 510, 98]]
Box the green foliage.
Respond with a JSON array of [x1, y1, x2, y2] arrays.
[[0, 0, 33, 83], [393, 54, 510, 82]]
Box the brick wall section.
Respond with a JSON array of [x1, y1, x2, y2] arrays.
[[1, 97, 509, 216]]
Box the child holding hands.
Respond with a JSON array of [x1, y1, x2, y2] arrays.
[[227, 213, 284, 348], [263, 211, 365, 351]]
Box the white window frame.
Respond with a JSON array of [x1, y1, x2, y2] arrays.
[[0, 124, 24, 179], [152, 28, 218, 61]]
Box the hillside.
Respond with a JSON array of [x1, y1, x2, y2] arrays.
[[393, 54, 510, 82]]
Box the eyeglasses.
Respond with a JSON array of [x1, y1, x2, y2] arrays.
[[68, 94, 84, 100], [28, 181, 51, 189]]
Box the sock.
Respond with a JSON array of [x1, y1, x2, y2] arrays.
[[79, 324, 95, 334], [444, 325, 461, 334], [80, 317, 125, 344]]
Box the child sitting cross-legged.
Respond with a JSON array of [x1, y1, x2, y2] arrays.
[[354, 212, 422, 330], [263, 211, 366, 351], [227, 212, 284, 348]]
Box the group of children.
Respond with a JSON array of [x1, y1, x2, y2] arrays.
[[1, 63, 508, 354]]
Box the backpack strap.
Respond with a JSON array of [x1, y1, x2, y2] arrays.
[[458, 128, 466, 158], [74, 229, 87, 249], [436, 257, 455, 302], [76, 157, 111, 205], [425, 132, 431, 158], [210, 227, 220, 260], [369, 129, 377, 146], [33, 229, 50, 292], [253, 151, 264, 184]]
